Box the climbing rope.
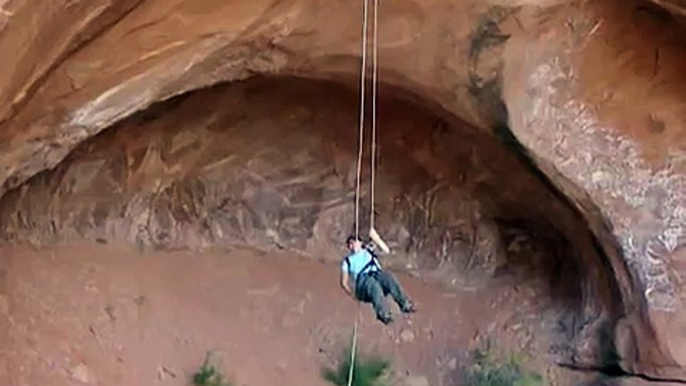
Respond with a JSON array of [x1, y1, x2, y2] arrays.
[[346, 303, 360, 386], [370, 0, 379, 232], [349, 1, 380, 386], [354, 0, 381, 238], [354, 0, 370, 240]]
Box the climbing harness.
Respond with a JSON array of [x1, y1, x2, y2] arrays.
[[343, 245, 382, 281], [343, 252, 381, 279], [349, 1, 381, 385]]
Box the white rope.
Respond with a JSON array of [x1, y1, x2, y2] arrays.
[[370, 0, 379, 232], [354, 0, 370, 239], [349, 1, 376, 385], [349, 1, 382, 384], [346, 304, 360, 386]]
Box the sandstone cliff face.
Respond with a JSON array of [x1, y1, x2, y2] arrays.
[[0, 0, 685, 380], [0, 77, 596, 296], [0, 75, 611, 375]]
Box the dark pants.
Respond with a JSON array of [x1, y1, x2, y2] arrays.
[[355, 270, 411, 320]]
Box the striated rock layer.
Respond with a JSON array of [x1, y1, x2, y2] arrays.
[[0, 0, 685, 379]]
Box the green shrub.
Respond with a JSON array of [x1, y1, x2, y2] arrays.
[[192, 352, 232, 386], [463, 346, 544, 386], [322, 345, 391, 386]]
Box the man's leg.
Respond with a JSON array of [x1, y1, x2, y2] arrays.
[[357, 275, 393, 324], [375, 271, 416, 313]]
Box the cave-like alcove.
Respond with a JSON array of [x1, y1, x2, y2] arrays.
[[0, 76, 623, 385]]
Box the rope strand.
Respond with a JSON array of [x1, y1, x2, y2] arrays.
[[370, 0, 379, 232], [346, 304, 360, 386], [350, 2, 374, 385], [349, 2, 378, 385], [354, 0, 370, 239]]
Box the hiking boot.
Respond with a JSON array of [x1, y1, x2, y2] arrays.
[[401, 301, 417, 314], [378, 312, 394, 325]]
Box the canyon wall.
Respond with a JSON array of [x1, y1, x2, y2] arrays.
[[0, 0, 685, 379]]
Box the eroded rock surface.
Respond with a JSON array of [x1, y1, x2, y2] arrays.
[[0, 0, 685, 379], [0, 75, 618, 373], [0, 78, 592, 297]]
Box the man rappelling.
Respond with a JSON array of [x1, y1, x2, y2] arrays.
[[339, 0, 416, 326], [340, 235, 416, 324]]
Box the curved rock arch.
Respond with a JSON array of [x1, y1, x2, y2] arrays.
[[0, 0, 685, 379]]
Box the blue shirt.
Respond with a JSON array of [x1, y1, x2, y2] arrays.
[[341, 248, 380, 283]]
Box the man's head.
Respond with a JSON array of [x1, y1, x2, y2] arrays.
[[346, 235, 362, 252]]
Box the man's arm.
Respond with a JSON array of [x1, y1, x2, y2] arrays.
[[340, 269, 355, 299]]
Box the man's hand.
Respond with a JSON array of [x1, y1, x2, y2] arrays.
[[340, 270, 355, 300], [369, 227, 390, 254]]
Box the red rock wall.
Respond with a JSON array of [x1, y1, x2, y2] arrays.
[[0, 0, 685, 379], [0, 77, 587, 291], [0, 75, 614, 366]]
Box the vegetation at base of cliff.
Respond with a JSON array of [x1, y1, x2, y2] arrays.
[[322, 345, 391, 386], [463, 342, 545, 386], [193, 351, 233, 386]]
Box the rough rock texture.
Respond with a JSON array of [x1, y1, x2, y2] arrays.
[[0, 75, 617, 376], [0, 78, 596, 301], [502, 2, 686, 378], [0, 0, 685, 380], [648, 0, 686, 18]]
